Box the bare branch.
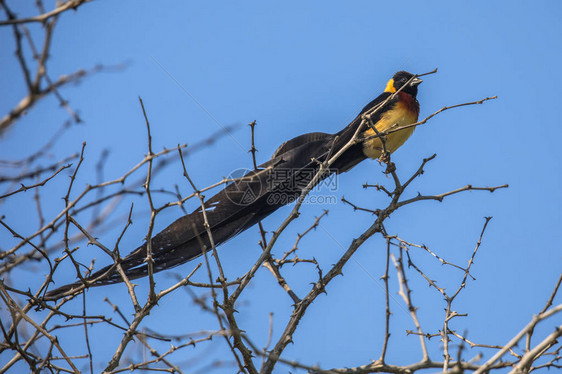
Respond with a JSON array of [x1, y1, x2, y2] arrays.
[[0, 0, 94, 26]]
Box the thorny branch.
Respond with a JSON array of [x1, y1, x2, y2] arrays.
[[0, 0, 94, 26], [0, 0, 123, 135]]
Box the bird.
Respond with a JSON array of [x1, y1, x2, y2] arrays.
[[44, 70, 422, 300]]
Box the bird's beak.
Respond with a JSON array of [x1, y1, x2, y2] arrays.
[[410, 77, 423, 86]]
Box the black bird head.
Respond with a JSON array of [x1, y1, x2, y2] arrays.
[[384, 71, 422, 97]]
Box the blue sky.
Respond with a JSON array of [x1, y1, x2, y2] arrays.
[[1, 1, 561, 372]]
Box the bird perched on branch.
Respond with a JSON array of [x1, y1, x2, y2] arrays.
[[45, 70, 422, 300]]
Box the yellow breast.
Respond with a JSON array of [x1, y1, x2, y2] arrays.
[[362, 100, 418, 159]]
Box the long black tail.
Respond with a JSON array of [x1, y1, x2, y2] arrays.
[[44, 168, 278, 300]]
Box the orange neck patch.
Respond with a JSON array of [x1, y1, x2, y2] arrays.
[[384, 79, 396, 93]]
